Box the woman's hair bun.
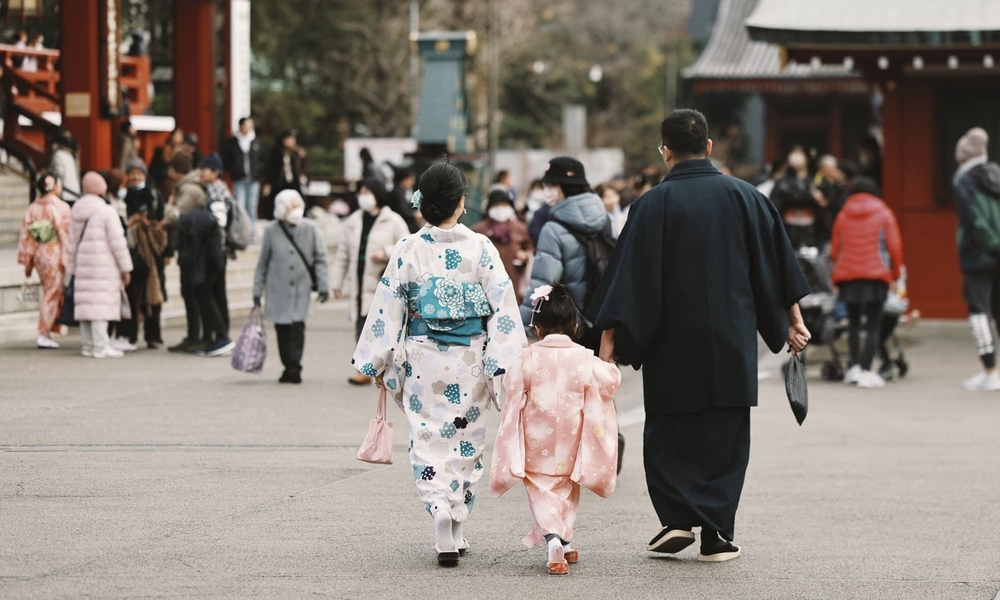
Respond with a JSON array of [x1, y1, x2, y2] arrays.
[[416, 161, 466, 226], [532, 281, 581, 338]]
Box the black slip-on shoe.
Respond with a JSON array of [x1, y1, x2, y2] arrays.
[[647, 527, 696, 554], [697, 542, 741, 562]]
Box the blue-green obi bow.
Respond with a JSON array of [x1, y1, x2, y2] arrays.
[[405, 277, 493, 346]]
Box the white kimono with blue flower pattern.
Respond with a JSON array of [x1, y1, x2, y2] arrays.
[[352, 224, 527, 521]]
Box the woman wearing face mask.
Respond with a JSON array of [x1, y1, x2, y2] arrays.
[[331, 178, 409, 385], [473, 189, 534, 304], [595, 183, 627, 239], [770, 146, 822, 249], [253, 190, 330, 384]]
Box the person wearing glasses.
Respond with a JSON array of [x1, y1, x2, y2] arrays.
[[588, 109, 812, 563]]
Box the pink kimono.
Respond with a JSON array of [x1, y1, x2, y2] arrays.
[[17, 194, 72, 337], [490, 334, 621, 546]]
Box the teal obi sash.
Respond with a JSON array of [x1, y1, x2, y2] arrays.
[[406, 277, 492, 347]]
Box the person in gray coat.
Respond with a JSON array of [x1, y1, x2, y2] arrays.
[[520, 157, 610, 336], [253, 190, 330, 384]]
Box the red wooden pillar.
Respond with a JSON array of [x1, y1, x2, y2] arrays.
[[174, 0, 217, 155], [61, 0, 113, 171]]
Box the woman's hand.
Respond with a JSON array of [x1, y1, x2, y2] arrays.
[[375, 373, 385, 388], [122, 272, 131, 287], [371, 249, 388, 263], [333, 289, 343, 300]]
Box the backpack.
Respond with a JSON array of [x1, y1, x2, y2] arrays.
[[218, 193, 251, 251], [551, 216, 617, 352]]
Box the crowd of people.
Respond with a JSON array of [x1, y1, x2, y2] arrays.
[[15, 104, 1000, 574]]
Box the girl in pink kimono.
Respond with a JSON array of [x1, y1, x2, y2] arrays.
[[490, 283, 621, 575], [17, 175, 72, 349]]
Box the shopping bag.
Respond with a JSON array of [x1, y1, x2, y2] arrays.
[[120, 288, 132, 321], [357, 386, 394, 464], [784, 354, 809, 425], [231, 306, 267, 374]]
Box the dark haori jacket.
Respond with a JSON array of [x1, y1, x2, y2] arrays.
[[587, 159, 811, 415], [955, 159, 1000, 275], [176, 208, 225, 287]]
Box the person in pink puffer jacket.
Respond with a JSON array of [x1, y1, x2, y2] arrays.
[[66, 172, 134, 358]]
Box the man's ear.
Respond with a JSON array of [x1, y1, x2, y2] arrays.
[[663, 147, 673, 168], [706, 139, 714, 158]]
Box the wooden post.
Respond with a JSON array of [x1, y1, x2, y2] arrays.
[[173, 0, 217, 156], [60, 0, 113, 171]]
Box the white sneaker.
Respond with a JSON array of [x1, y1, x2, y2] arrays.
[[82, 348, 93, 358], [961, 371, 1000, 392], [113, 338, 138, 352], [36, 335, 59, 349], [857, 370, 887, 389], [843, 365, 863, 385], [92, 347, 124, 359]]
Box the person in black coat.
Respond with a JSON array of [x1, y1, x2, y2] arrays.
[[588, 109, 812, 562], [221, 117, 264, 238], [388, 166, 419, 233], [262, 130, 306, 223], [175, 205, 232, 356]]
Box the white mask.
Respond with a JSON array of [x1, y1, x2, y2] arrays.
[[286, 206, 305, 226], [488, 206, 515, 222], [542, 187, 561, 206], [117, 188, 127, 200], [526, 190, 546, 210], [357, 193, 377, 213]]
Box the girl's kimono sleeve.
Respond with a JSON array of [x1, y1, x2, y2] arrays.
[[352, 238, 408, 405], [480, 238, 528, 401], [571, 357, 622, 498], [489, 348, 528, 498]]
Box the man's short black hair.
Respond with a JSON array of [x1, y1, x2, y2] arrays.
[[849, 176, 881, 197], [661, 109, 709, 159]]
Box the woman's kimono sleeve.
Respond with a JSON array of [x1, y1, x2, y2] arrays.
[[489, 348, 528, 497], [571, 357, 622, 498], [16, 211, 37, 273], [480, 239, 528, 401], [352, 239, 408, 405], [744, 194, 812, 353]]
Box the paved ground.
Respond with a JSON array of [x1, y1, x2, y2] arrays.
[[2, 305, 999, 599]]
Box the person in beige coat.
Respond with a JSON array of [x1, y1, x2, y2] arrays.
[[331, 178, 409, 385]]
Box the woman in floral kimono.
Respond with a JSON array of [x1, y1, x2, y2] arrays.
[[490, 283, 621, 575], [17, 175, 72, 349], [352, 162, 527, 567]]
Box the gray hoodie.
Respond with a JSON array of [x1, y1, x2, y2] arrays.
[[520, 192, 609, 325]]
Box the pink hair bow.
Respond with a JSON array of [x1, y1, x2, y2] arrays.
[[530, 285, 553, 307]]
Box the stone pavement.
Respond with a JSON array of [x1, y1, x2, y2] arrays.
[[2, 306, 999, 599]]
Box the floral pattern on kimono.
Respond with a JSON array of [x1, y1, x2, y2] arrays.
[[353, 224, 527, 521], [489, 334, 621, 546], [17, 195, 72, 336]]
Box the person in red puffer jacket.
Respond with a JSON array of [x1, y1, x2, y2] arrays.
[[831, 177, 904, 389]]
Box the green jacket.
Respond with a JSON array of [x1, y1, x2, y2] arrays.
[[956, 162, 1000, 274]]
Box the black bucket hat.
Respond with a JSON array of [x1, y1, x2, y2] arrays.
[[541, 156, 588, 187]]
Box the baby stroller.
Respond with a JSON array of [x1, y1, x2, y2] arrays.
[[787, 247, 915, 382], [789, 247, 846, 381], [874, 276, 915, 381]]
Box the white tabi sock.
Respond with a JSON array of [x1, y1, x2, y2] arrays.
[[433, 507, 456, 552], [547, 536, 565, 563]]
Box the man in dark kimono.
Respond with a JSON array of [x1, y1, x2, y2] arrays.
[[588, 109, 812, 562]]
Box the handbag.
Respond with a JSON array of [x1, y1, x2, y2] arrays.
[[231, 306, 268, 374], [784, 354, 809, 425], [357, 386, 394, 464], [278, 222, 318, 292], [120, 288, 132, 320], [17, 282, 39, 305], [58, 217, 93, 327]]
